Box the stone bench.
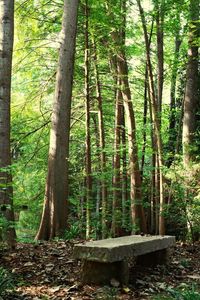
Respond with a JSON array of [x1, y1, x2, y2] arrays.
[[73, 235, 175, 284]]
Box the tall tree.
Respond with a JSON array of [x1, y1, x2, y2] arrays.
[[167, 16, 182, 167], [154, 0, 165, 118], [137, 0, 165, 235], [84, 0, 92, 239], [35, 0, 79, 240], [93, 42, 107, 238], [182, 0, 199, 167], [111, 0, 147, 234], [0, 0, 16, 246], [112, 76, 124, 236]]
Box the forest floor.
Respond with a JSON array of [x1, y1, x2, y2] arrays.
[[0, 240, 199, 300]]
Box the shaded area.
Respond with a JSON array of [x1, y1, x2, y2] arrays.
[[0, 241, 199, 299]]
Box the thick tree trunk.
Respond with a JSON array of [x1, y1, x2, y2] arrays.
[[35, 0, 79, 240], [0, 0, 16, 247], [182, 0, 199, 167]]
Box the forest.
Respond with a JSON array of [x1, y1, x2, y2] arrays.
[[0, 0, 199, 299]]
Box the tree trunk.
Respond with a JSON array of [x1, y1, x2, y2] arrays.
[[155, 0, 165, 119], [93, 42, 107, 238], [116, 52, 147, 234], [112, 78, 123, 236], [167, 26, 182, 167], [182, 0, 199, 167], [141, 66, 148, 179], [121, 104, 128, 229], [108, 0, 147, 234], [137, 0, 165, 235], [35, 0, 79, 240], [92, 114, 101, 239], [0, 0, 16, 247], [84, 0, 92, 239]]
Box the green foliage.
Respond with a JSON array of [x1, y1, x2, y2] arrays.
[[62, 221, 82, 240], [153, 285, 200, 300], [167, 285, 200, 300], [0, 267, 14, 296], [0, 214, 15, 245], [8, 0, 199, 240], [165, 161, 200, 241]]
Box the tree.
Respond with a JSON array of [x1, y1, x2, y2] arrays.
[[84, 0, 92, 239], [10, 0, 199, 242], [111, 0, 147, 234], [167, 13, 182, 167], [35, 0, 79, 240], [182, 0, 199, 167], [0, 0, 16, 246], [137, 0, 165, 235], [93, 41, 107, 238], [112, 75, 124, 236], [154, 0, 165, 119]]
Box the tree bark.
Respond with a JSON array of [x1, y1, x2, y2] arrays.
[[141, 66, 148, 179], [182, 0, 199, 167], [112, 78, 123, 236], [35, 0, 79, 240], [121, 104, 128, 229], [84, 0, 92, 239], [155, 0, 165, 119], [0, 0, 16, 247]]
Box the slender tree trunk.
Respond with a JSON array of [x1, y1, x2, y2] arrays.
[[137, 0, 165, 235], [155, 0, 165, 118], [155, 0, 165, 235], [108, 0, 147, 234], [92, 114, 101, 239], [84, 0, 92, 239], [112, 78, 123, 236], [167, 27, 182, 167], [141, 21, 154, 232], [182, 0, 199, 167], [93, 43, 107, 238], [0, 0, 16, 247], [121, 104, 128, 229], [116, 52, 147, 233], [141, 66, 148, 179], [35, 0, 79, 240]]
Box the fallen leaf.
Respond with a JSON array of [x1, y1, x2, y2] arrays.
[[122, 287, 131, 293], [24, 262, 34, 267]]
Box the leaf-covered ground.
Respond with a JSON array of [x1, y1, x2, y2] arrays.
[[0, 240, 199, 299]]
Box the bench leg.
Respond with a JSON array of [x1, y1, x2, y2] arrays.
[[81, 260, 129, 285], [136, 248, 173, 266]]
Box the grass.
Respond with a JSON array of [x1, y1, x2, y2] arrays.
[[152, 285, 200, 300]]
